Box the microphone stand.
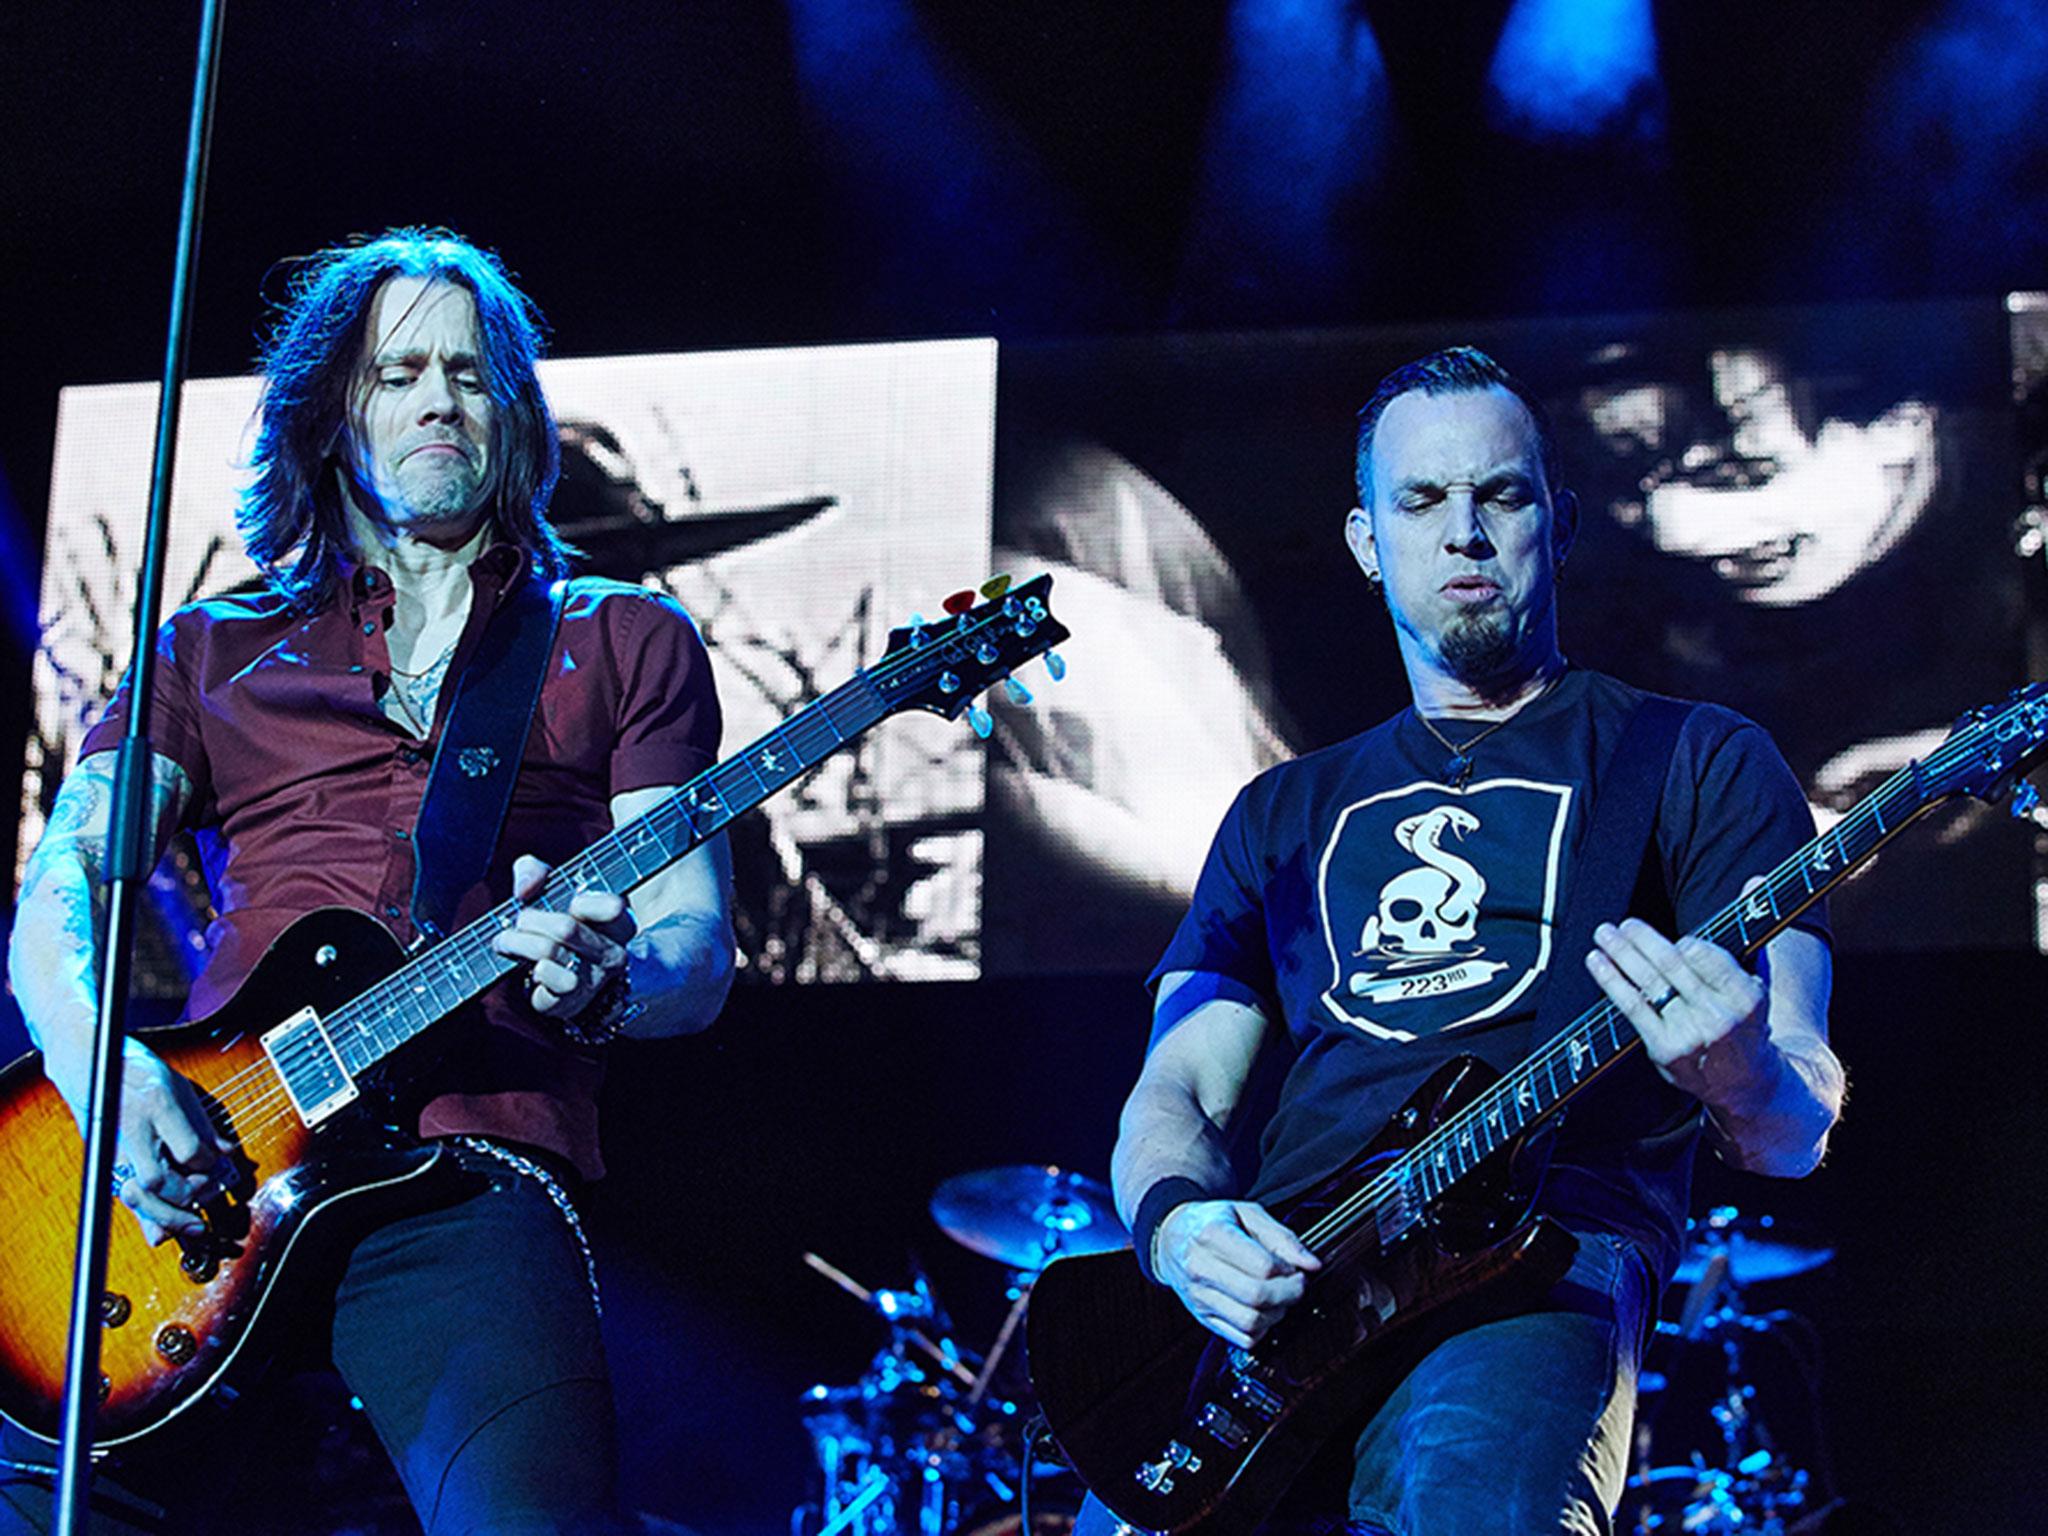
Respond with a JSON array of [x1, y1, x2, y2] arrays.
[[53, 2, 226, 1529]]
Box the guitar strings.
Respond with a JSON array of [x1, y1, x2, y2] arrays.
[[210, 685, 1989, 1176], [1289, 727, 1971, 1258], [152, 602, 1046, 1148]]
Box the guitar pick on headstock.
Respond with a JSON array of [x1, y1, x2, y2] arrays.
[[979, 573, 1012, 601], [942, 590, 977, 617]]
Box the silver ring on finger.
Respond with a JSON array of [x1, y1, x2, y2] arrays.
[[1645, 984, 1678, 1013], [112, 1161, 137, 1199]]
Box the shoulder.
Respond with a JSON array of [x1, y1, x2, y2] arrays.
[[1572, 670, 1776, 761], [156, 588, 300, 663], [559, 576, 706, 642], [1234, 715, 1405, 825]]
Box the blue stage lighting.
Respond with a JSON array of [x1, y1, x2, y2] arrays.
[[1178, 0, 1391, 310], [1487, 0, 1663, 142]]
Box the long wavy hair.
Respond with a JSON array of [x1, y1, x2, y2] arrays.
[[239, 228, 573, 605]]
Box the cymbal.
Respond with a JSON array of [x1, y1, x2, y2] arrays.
[[1672, 1212, 1832, 1286], [931, 1165, 1127, 1271]]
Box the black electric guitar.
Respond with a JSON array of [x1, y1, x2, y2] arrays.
[[1026, 683, 2048, 1536], [0, 575, 1068, 1449]]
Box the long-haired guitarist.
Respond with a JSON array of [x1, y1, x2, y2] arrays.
[[1102, 348, 1844, 1534], [4, 230, 735, 1533]]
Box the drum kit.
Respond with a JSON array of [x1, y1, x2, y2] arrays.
[[793, 1186, 1844, 1536], [1622, 1205, 1843, 1536], [793, 1165, 1123, 1536]]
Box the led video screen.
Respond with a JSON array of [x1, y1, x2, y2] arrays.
[[24, 300, 2042, 1001], [24, 340, 997, 995]]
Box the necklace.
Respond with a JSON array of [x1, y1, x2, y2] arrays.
[[389, 635, 459, 678], [1413, 674, 1563, 789]]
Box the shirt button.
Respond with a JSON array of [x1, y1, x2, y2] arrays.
[[362, 621, 376, 636], [399, 747, 421, 764], [384, 904, 401, 920], [393, 828, 411, 841]]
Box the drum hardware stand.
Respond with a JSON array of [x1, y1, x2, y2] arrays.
[[1626, 1209, 1832, 1536]]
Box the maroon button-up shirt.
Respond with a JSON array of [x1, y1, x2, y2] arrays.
[[81, 544, 722, 1178]]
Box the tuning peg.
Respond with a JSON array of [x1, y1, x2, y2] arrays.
[[2012, 782, 2042, 822], [979, 573, 1013, 600], [967, 704, 993, 738], [1003, 676, 1032, 705], [1044, 650, 1067, 681], [907, 614, 930, 649], [943, 589, 977, 617]]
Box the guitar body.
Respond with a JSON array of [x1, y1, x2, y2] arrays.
[[0, 576, 1077, 1451], [0, 908, 453, 1449], [1027, 1055, 1578, 1536]]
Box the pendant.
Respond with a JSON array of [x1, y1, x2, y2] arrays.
[[1444, 754, 1472, 788]]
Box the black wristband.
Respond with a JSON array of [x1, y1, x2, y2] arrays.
[[1132, 1176, 1211, 1285]]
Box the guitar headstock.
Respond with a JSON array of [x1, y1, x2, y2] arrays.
[[871, 574, 1071, 726], [1924, 683, 2048, 809]]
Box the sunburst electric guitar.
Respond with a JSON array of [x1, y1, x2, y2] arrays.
[[0, 575, 1069, 1450], [1026, 683, 2048, 1536]]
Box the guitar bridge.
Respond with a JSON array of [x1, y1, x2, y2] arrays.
[[261, 1006, 359, 1127]]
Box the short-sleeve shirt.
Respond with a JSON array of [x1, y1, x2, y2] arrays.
[[79, 544, 722, 1180], [1149, 667, 1824, 1281]]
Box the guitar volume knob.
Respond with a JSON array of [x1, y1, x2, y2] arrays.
[[100, 1292, 131, 1328], [155, 1324, 198, 1365]]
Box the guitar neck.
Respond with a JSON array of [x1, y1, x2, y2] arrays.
[[1327, 749, 1946, 1253], [313, 667, 895, 1075]]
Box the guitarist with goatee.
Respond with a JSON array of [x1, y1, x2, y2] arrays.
[[4, 230, 734, 1534], [1101, 348, 1842, 1535]]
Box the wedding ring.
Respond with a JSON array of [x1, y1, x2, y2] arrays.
[[112, 1161, 137, 1199], [1644, 984, 1679, 1013]]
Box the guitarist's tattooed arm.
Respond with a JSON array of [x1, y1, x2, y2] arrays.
[[8, 751, 227, 1246], [1111, 972, 1321, 1350], [1586, 911, 1842, 1176]]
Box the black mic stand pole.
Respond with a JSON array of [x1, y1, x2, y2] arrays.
[[54, 1, 226, 1528]]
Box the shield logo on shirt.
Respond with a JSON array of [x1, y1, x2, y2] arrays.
[[1317, 777, 1574, 1042]]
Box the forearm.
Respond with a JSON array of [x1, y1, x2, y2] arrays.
[[1111, 1078, 1238, 1230], [8, 852, 110, 1106], [1705, 1035, 1844, 1177], [620, 907, 734, 1037]]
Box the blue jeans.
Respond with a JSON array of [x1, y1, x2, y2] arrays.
[[1073, 1229, 1651, 1536]]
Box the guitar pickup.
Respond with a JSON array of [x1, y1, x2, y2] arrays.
[[261, 1007, 360, 1127], [1199, 1403, 1251, 1449]]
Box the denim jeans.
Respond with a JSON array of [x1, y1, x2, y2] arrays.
[[1072, 1229, 1652, 1536]]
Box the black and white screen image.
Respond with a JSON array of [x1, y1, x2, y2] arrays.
[[985, 299, 2041, 969], [24, 339, 998, 995]]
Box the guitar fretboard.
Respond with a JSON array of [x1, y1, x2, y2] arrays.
[[315, 667, 891, 1075], [1324, 741, 1958, 1255]]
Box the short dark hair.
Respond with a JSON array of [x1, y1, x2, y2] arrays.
[[239, 227, 573, 605], [1354, 346, 1562, 507]]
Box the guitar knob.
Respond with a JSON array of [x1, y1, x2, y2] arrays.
[[155, 1324, 198, 1365], [99, 1292, 131, 1328]]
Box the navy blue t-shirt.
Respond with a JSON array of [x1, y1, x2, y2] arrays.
[[1149, 667, 1826, 1282]]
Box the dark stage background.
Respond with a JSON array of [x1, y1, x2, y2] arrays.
[[5, 3, 2048, 1533]]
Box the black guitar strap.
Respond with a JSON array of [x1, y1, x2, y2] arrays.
[[409, 566, 569, 941], [1527, 694, 1694, 1046]]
